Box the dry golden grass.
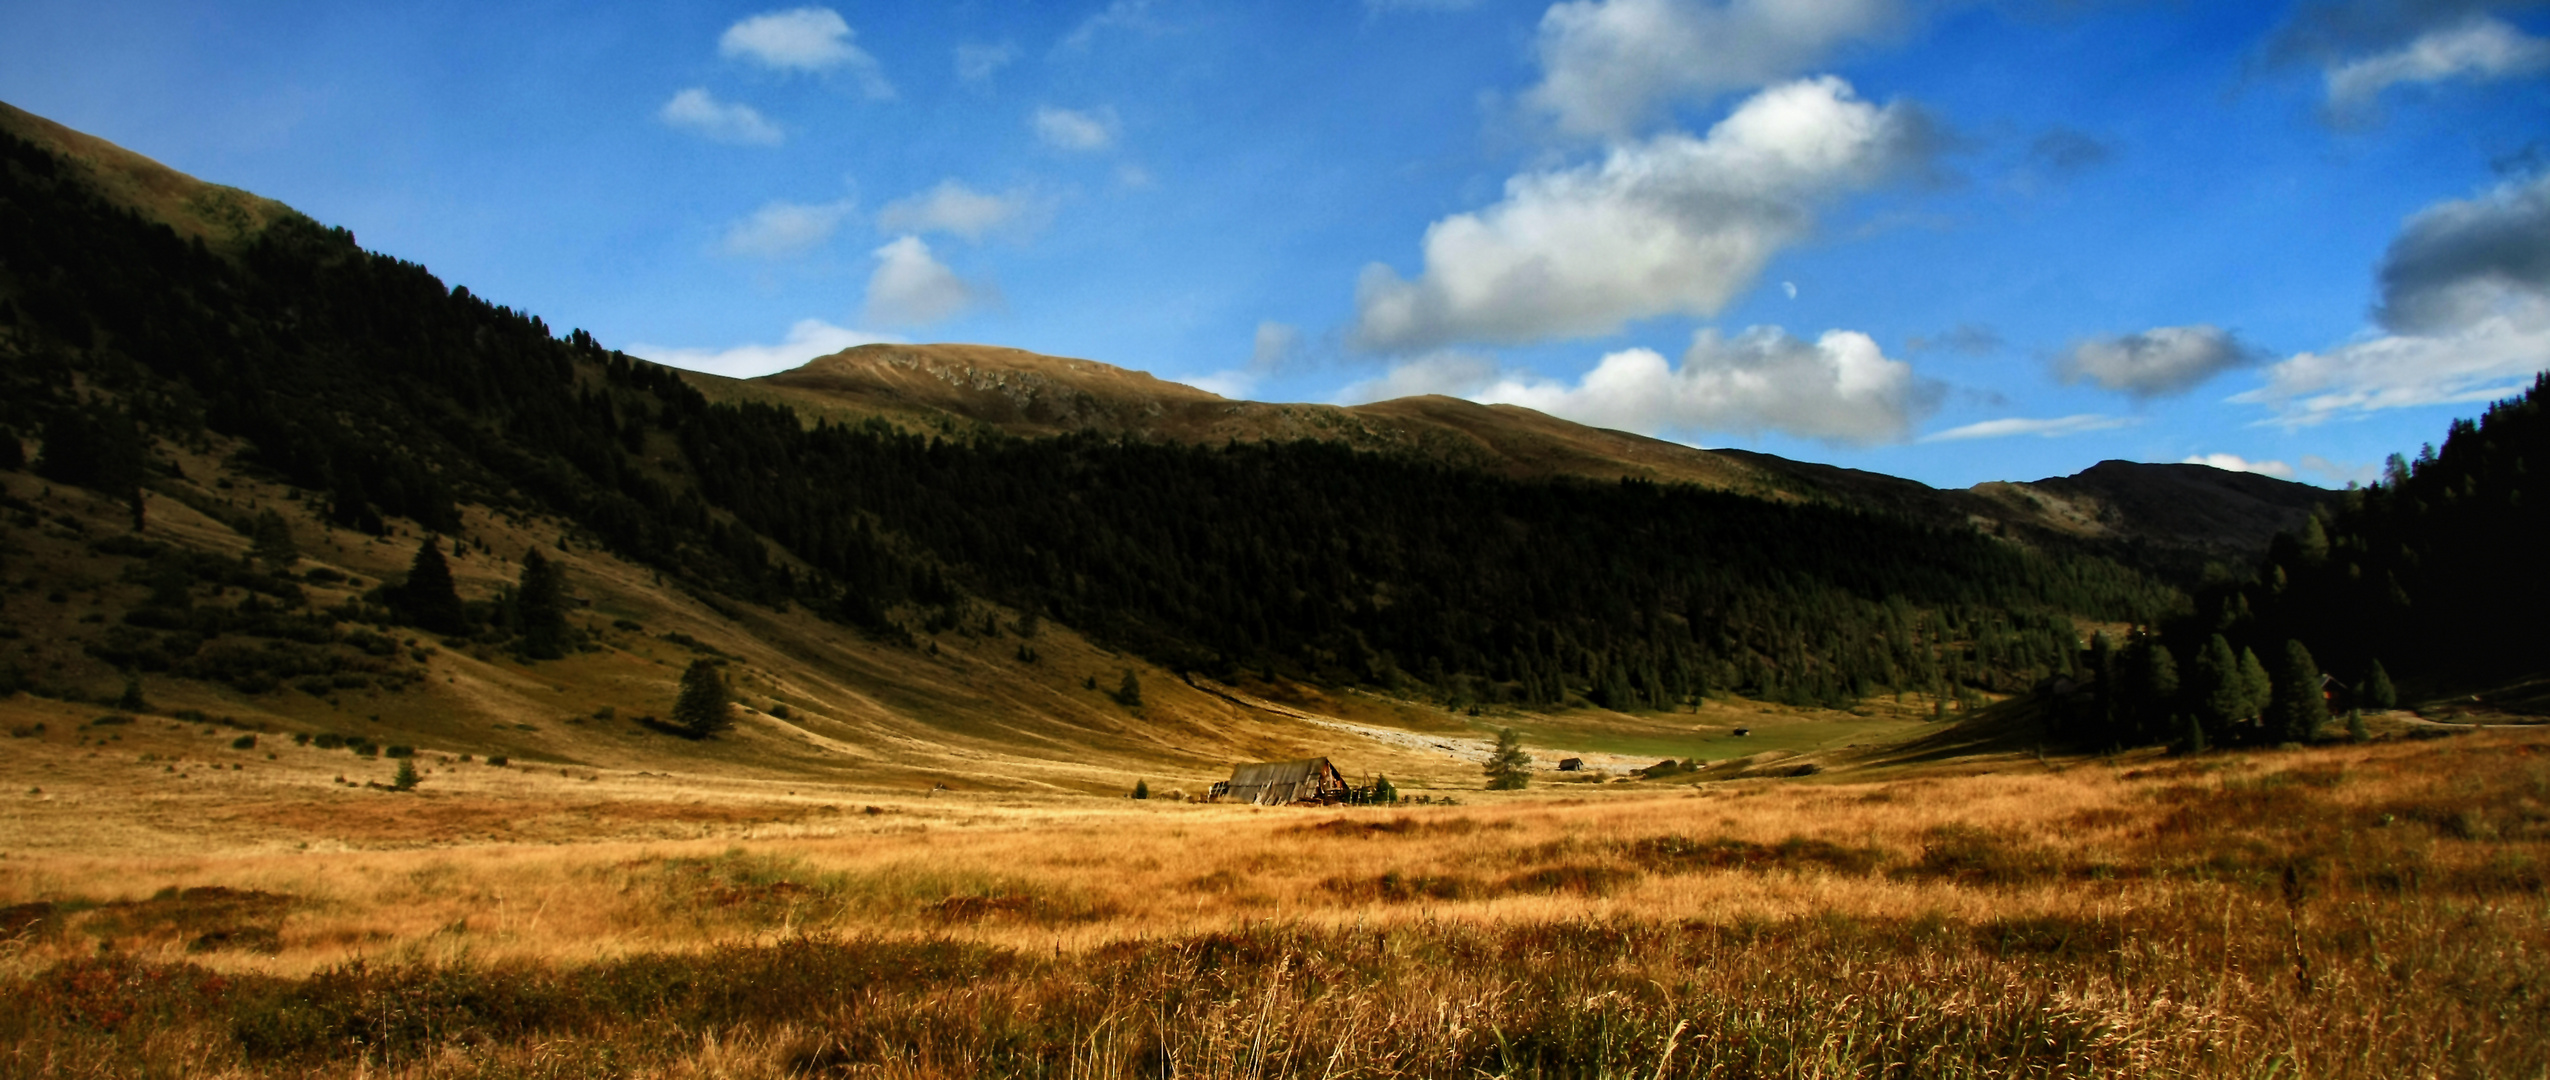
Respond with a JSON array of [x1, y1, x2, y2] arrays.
[[2, 722, 2544, 1076]]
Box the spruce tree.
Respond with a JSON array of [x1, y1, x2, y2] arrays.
[[2269, 639, 2327, 744], [2365, 660, 2397, 709], [1113, 668, 1143, 707], [391, 758, 421, 792], [1372, 774, 1398, 804], [1483, 728, 1532, 790], [673, 659, 732, 737], [517, 548, 568, 660], [1131, 780, 1150, 800], [2191, 634, 2244, 742], [391, 537, 467, 635], [2239, 648, 2274, 725]]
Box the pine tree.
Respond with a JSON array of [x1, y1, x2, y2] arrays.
[[673, 659, 732, 737], [2346, 707, 2370, 742], [2269, 639, 2327, 744], [1131, 780, 1150, 800], [2365, 659, 2397, 709], [391, 537, 467, 635], [391, 758, 421, 792], [2180, 711, 2207, 754], [1114, 668, 1143, 707], [1483, 727, 1532, 790], [517, 548, 568, 660], [1372, 774, 1398, 804]]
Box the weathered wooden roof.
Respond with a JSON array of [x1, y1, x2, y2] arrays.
[[1227, 758, 1332, 786]]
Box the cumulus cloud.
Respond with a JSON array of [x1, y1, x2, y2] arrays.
[[2374, 166, 2550, 333], [2325, 15, 2550, 116], [1921, 414, 2136, 442], [2181, 453, 2297, 479], [1033, 105, 1119, 151], [1525, 0, 1908, 138], [863, 236, 990, 326], [2239, 172, 2550, 424], [1346, 326, 1940, 445], [659, 88, 783, 145], [2056, 325, 2263, 399], [1354, 77, 1937, 352], [955, 41, 1021, 84], [720, 7, 894, 97], [719, 198, 856, 258], [876, 180, 1040, 241], [629, 319, 899, 379]]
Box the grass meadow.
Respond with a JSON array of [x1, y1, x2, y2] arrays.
[[1, 724, 2544, 1077]]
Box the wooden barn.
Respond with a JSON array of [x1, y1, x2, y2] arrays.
[[1208, 758, 1351, 805]]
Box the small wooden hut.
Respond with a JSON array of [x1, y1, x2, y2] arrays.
[[1208, 758, 1350, 805]]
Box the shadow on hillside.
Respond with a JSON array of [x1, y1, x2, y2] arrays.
[[1857, 695, 2056, 768]]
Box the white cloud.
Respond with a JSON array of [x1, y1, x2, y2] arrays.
[[658, 88, 783, 145], [1525, 0, 1908, 138], [719, 198, 856, 258], [955, 41, 1021, 84], [1033, 105, 1119, 151], [720, 7, 894, 97], [2325, 15, 2550, 117], [1059, 0, 1163, 52], [863, 236, 990, 326], [2239, 172, 2550, 425], [1344, 326, 1940, 445], [2180, 453, 2297, 479], [1353, 77, 1936, 351], [1921, 414, 2137, 442], [876, 180, 1038, 241], [629, 319, 899, 379], [2056, 324, 2262, 399]]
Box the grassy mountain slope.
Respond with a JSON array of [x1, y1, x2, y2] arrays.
[[744, 343, 2336, 569]]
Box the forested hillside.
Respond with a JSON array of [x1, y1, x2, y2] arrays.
[[0, 110, 2192, 722], [2070, 374, 2549, 747]]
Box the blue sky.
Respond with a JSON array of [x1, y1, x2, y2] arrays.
[[3, 0, 2545, 489]]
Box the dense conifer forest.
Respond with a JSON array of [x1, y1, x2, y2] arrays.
[[0, 124, 2204, 716]]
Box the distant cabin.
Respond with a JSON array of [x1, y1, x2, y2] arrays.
[[1556, 757, 1584, 772], [1209, 758, 1350, 805]]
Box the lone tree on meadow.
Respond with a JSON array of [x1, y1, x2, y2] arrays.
[[1483, 728, 1532, 790], [248, 509, 298, 569], [1113, 668, 1143, 707], [673, 659, 733, 738]]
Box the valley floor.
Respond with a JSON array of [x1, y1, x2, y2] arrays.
[[1, 711, 2544, 1077]]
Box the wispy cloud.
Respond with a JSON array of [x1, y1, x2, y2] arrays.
[[1058, 0, 1164, 53], [1033, 105, 1119, 151], [719, 198, 856, 258], [658, 88, 783, 145], [876, 180, 1042, 241], [2324, 15, 2548, 120], [955, 41, 1021, 85], [1921, 414, 2136, 442]]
